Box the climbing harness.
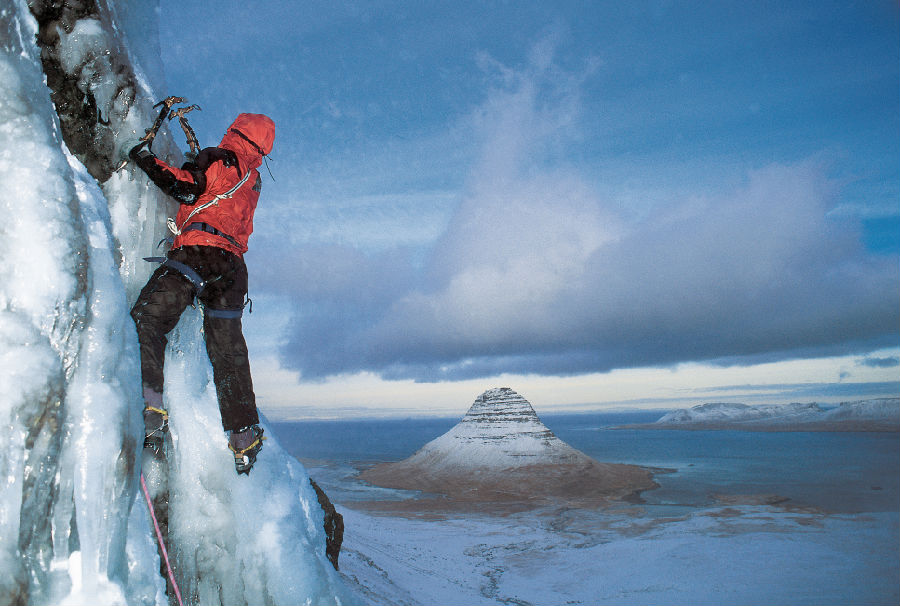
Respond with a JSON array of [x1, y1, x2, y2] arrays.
[[141, 256, 252, 321], [154, 222, 239, 251], [140, 473, 184, 606], [142, 256, 206, 296], [181, 222, 240, 249]]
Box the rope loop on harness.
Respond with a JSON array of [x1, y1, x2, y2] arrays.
[[167, 169, 252, 239]]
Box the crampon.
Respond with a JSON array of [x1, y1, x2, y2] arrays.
[[229, 425, 265, 475], [143, 406, 169, 455]]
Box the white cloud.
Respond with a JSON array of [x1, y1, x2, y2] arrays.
[[254, 348, 900, 420], [270, 33, 897, 382]]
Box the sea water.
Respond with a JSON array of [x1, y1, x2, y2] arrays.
[[271, 411, 900, 514], [543, 412, 900, 514], [271, 417, 459, 503]]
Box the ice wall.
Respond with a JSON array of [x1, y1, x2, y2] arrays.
[[0, 1, 345, 604]]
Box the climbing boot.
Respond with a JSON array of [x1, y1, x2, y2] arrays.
[[229, 425, 265, 475], [143, 406, 168, 454], [141, 387, 167, 454]]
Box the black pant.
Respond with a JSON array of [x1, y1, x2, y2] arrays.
[[130, 245, 259, 431]]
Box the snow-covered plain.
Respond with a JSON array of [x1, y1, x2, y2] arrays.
[[310, 403, 900, 605], [339, 504, 898, 605], [0, 2, 344, 604]]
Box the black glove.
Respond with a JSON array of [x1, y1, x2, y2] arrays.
[[194, 147, 238, 171], [129, 142, 154, 165]]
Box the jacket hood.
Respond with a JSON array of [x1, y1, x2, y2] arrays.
[[219, 113, 275, 169]]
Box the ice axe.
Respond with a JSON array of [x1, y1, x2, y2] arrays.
[[115, 95, 186, 172], [169, 103, 202, 160], [142, 96, 187, 149]]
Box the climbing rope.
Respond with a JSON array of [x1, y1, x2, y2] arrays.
[[140, 473, 184, 606]]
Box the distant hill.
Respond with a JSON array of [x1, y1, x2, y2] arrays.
[[650, 398, 899, 431], [360, 388, 658, 507]]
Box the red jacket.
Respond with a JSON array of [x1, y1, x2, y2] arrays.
[[136, 113, 276, 256]]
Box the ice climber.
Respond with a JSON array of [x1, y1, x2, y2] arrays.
[[129, 112, 275, 475]]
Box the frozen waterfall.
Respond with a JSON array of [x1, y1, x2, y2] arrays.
[[0, 1, 346, 604]]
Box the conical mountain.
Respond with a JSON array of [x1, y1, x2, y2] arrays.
[[390, 387, 592, 470], [361, 388, 658, 506]]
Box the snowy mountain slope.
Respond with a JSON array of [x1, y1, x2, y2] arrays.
[[403, 387, 591, 469], [822, 398, 900, 423], [657, 402, 824, 424], [0, 2, 346, 604], [653, 399, 899, 431], [361, 388, 657, 505]]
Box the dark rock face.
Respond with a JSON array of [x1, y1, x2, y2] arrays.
[[459, 387, 557, 442], [309, 479, 344, 571], [17, 383, 68, 604], [28, 0, 139, 182]]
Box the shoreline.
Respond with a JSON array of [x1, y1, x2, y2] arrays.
[[360, 459, 661, 507], [343, 463, 678, 518]]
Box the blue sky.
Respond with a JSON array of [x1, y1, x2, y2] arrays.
[[157, 1, 898, 416]]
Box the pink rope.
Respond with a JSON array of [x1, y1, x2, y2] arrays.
[[141, 473, 184, 606]]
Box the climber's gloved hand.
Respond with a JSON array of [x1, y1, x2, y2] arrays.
[[128, 141, 154, 164]]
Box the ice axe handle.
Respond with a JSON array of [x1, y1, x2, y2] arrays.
[[170, 104, 202, 158], [140, 96, 188, 148]]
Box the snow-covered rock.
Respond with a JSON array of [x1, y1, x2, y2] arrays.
[[654, 399, 899, 431], [361, 388, 657, 506], [822, 398, 900, 423], [657, 402, 823, 425], [400, 387, 588, 469]]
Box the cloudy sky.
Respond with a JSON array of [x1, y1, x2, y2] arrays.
[[156, 1, 898, 417]]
